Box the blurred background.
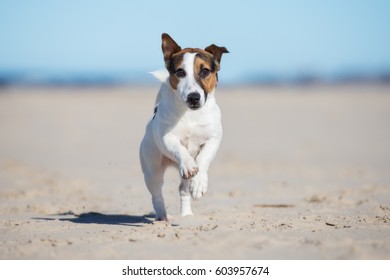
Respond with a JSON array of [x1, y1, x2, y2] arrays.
[[1, 0, 390, 86], [1, 1, 390, 260]]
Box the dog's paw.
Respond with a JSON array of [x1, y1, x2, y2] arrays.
[[190, 172, 208, 199], [181, 209, 194, 217], [154, 213, 173, 223], [180, 158, 198, 180]]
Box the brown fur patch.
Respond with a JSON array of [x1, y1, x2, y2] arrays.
[[168, 52, 184, 90], [161, 33, 181, 69], [169, 70, 180, 90], [204, 44, 229, 64], [194, 54, 218, 94]]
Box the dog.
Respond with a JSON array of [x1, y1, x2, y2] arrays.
[[140, 33, 228, 221]]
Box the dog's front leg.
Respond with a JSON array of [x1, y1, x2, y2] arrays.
[[159, 134, 199, 179], [190, 136, 222, 199]]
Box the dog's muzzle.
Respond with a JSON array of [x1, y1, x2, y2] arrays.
[[186, 92, 201, 109]]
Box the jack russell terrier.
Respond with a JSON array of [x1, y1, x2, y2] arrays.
[[140, 33, 228, 221]]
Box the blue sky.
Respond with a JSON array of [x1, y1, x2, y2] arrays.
[[0, 0, 389, 84]]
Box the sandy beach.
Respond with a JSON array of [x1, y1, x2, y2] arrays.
[[0, 85, 389, 259]]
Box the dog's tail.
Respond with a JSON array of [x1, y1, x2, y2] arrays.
[[150, 69, 169, 84], [150, 69, 169, 114]]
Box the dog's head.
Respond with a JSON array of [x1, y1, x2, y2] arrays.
[[161, 33, 228, 110]]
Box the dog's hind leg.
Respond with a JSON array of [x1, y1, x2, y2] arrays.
[[140, 137, 169, 221], [144, 166, 168, 221], [179, 180, 193, 216]]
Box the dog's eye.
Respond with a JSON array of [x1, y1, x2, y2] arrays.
[[201, 68, 210, 78], [175, 69, 186, 78]]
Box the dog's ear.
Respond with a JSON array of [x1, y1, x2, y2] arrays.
[[205, 44, 229, 65], [162, 33, 181, 69]]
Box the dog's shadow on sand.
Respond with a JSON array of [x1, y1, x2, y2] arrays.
[[35, 211, 154, 227]]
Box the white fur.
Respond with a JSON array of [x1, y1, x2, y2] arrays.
[[150, 69, 169, 83], [140, 53, 222, 221]]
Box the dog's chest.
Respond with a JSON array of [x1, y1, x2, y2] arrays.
[[178, 120, 210, 144], [176, 118, 215, 156]]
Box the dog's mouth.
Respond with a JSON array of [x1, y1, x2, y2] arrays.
[[187, 103, 201, 110]]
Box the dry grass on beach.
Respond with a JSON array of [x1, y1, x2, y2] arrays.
[[0, 85, 389, 259]]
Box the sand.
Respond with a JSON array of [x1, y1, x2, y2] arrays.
[[0, 85, 389, 259]]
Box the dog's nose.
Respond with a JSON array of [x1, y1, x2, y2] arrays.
[[187, 92, 201, 107]]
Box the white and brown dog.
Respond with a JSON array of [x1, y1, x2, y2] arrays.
[[140, 33, 228, 221]]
